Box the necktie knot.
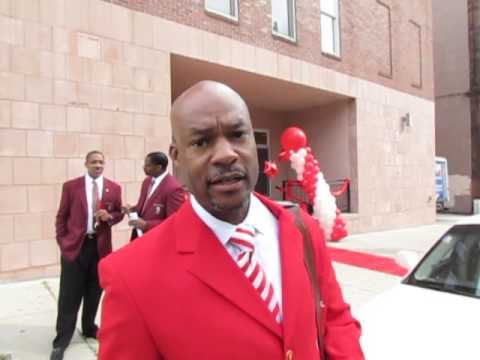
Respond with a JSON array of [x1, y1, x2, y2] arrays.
[[229, 225, 256, 253]]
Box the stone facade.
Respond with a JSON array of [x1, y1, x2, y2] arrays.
[[0, 0, 435, 279]]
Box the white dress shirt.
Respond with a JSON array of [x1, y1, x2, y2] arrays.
[[191, 194, 283, 307], [85, 174, 104, 234], [147, 171, 168, 199]]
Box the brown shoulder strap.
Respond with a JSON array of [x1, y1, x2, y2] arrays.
[[288, 205, 327, 359]]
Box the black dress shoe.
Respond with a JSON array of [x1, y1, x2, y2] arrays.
[[82, 328, 98, 339], [50, 347, 65, 360]]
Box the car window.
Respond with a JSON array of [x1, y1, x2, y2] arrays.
[[407, 224, 480, 298]]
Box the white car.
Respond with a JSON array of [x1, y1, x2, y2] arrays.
[[358, 215, 480, 360]]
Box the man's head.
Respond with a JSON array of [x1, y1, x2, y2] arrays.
[[85, 150, 105, 179], [144, 151, 168, 177], [169, 81, 258, 224]]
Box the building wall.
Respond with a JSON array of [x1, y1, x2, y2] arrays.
[[102, 0, 434, 102], [0, 0, 435, 279]]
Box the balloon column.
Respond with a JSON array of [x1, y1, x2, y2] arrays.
[[265, 126, 348, 241]]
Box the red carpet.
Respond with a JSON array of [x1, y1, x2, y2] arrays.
[[327, 247, 408, 277]]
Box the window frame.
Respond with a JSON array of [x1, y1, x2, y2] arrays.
[[271, 0, 297, 43], [204, 0, 239, 23], [320, 0, 341, 58]]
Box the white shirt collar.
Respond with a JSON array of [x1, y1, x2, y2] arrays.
[[190, 193, 271, 245], [85, 173, 104, 187], [152, 171, 168, 184]]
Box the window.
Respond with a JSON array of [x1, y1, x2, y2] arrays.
[[205, 0, 238, 21], [271, 0, 296, 41], [320, 0, 341, 57], [409, 20, 422, 88], [377, 1, 392, 78]]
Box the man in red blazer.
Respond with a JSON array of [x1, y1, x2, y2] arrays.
[[124, 151, 185, 240], [50, 151, 123, 360], [98, 82, 364, 359]]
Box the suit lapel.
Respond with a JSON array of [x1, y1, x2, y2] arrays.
[[78, 177, 88, 216], [176, 202, 282, 338]]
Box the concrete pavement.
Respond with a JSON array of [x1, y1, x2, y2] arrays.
[[0, 213, 467, 359]]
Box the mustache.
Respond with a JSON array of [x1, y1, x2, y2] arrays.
[[207, 165, 247, 185]]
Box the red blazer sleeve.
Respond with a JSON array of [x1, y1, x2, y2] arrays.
[[303, 211, 365, 360], [55, 182, 71, 245], [166, 186, 185, 217], [98, 257, 162, 360], [109, 184, 124, 226]]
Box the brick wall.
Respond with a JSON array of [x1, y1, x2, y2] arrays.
[[103, 0, 434, 100]]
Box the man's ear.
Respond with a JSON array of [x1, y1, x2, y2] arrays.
[[169, 144, 178, 164]]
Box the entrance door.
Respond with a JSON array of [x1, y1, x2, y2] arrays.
[[254, 130, 270, 196]]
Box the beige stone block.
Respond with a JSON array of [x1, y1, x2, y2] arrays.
[[111, 3, 131, 42], [90, 61, 112, 86], [14, 157, 41, 184], [67, 158, 84, 178], [114, 159, 135, 182], [54, 80, 77, 105], [113, 63, 133, 88], [185, 26, 203, 60], [53, 27, 74, 54], [88, 0, 112, 38], [152, 116, 171, 138], [77, 83, 101, 108], [123, 43, 143, 67], [202, 32, 221, 64], [0, 0, 10, 16], [53, 53, 66, 79], [125, 182, 142, 206], [66, 55, 90, 82], [41, 211, 56, 239], [133, 11, 153, 48], [39, 51, 53, 78], [0, 129, 26, 156], [28, 185, 57, 212], [134, 159, 144, 181], [123, 90, 143, 113], [77, 32, 100, 60], [103, 159, 114, 179], [0, 215, 14, 243], [103, 135, 125, 159], [0, 43, 10, 71], [54, 132, 78, 157], [66, 107, 90, 132], [30, 239, 58, 266], [143, 48, 168, 71], [14, 213, 42, 241], [12, 101, 39, 129], [12, 0, 39, 21], [133, 114, 155, 136], [0, 157, 12, 184], [41, 158, 67, 184], [112, 112, 133, 135], [144, 93, 168, 115], [40, 105, 66, 131], [0, 100, 11, 127], [64, 0, 88, 32], [27, 130, 54, 157], [0, 186, 28, 214], [231, 40, 255, 71], [91, 109, 114, 133], [218, 36, 232, 67], [25, 76, 53, 103], [151, 71, 170, 93], [133, 68, 151, 91], [0, 242, 29, 271], [277, 54, 292, 81], [124, 136, 145, 159], [12, 47, 40, 75], [145, 135, 169, 155], [255, 47, 277, 78], [101, 87, 123, 111], [102, 38, 122, 63], [152, 17, 174, 52], [40, 0, 65, 26], [0, 15, 24, 45], [78, 133, 102, 155], [25, 21, 52, 51], [0, 72, 24, 100]]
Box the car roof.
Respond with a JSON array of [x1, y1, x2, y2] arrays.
[[455, 214, 480, 225]]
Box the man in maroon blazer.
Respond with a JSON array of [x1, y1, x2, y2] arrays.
[[124, 151, 185, 240], [50, 151, 123, 360], [98, 82, 364, 359]]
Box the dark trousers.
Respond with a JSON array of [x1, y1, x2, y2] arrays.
[[52, 236, 102, 349]]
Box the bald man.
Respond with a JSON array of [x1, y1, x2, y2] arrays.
[[98, 81, 364, 360]]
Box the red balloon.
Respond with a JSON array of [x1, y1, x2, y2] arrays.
[[280, 127, 307, 152], [263, 161, 279, 177]]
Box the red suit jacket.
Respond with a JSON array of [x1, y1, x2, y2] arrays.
[[130, 173, 185, 240], [55, 176, 123, 261], [98, 194, 364, 360]]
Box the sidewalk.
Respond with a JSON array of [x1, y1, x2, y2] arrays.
[[0, 214, 468, 359]]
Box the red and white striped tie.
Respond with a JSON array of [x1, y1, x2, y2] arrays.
[[229, 225, 282, 323]]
